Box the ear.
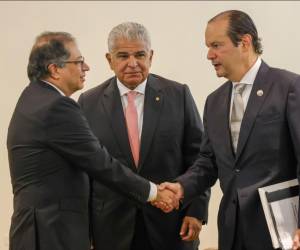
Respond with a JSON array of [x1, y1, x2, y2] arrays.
[[47, 63, 60, 80], [240, 34, 252, 51], [105, 53, 114, 70], [149, 49, 154, 67]]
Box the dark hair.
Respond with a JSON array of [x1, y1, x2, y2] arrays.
[[209, 10, 263, 55], [27, 31, 75, 81]]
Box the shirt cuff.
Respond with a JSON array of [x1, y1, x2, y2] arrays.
[[147, 182, 157, 202]]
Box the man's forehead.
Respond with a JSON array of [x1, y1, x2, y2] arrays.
[[206, 20, 229, 39], [112, 38, 148, 52], [207, 17, 229, 32], [115, 49, 146, 54], [65, 42, 82, 57]]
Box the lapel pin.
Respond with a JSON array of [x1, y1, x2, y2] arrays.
[[155, 97, 160, 101], [257, 90, 263, 97]]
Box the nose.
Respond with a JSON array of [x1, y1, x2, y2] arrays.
[[82, 62, 90, 71], [207, 48, 215, 60], [128, 55, 138, 67]]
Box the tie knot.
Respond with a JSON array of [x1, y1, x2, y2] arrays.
[[127, 91, 137, 102], [234, 83, 246, 95]]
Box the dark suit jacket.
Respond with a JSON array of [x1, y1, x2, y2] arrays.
[[177, 61, 300, 250], [78, 74, 210, 250], [7, 80, 150, 250]]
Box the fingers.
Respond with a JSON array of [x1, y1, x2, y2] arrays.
[[181, 226, 196, 241], [150, 182, 184, 213], [293, 229, 300, 250], [161, 189, 179, 209], [180, 218, 189, 238], [151, 188, 180, 213], [158, 182, 168, 190], [159, 182, 184, 200], [151, 200, 173, 213], [180, 216, 202, 241]]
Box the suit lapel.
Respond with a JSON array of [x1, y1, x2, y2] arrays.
[[138, 75, 163, 170], [102, 78, 136, 170], [215, 82, 236, 162], [235, 62, 272, 160]]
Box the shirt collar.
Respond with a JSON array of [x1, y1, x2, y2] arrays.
[[116, 78, 147, 97], [232, 57, 262, 86], [41, 80, 66, 96]]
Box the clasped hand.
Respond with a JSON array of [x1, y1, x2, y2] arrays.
[[151, 182, 184, 213]]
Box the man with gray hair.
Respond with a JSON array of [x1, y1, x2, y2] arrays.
[[7, 31, 177, 250], [79, 22, 210, 250]]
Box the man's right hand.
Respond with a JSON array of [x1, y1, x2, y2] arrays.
[[151, 182, 184, 213], [160, 182, 184, 200]]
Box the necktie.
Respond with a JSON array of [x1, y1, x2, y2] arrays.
[[125, 91, 140, 167], [230, 83, 246, 153]]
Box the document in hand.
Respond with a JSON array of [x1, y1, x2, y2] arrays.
[[258, 179, 299, 250]]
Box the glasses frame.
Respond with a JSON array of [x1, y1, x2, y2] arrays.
[[63, 57, 85, 67]]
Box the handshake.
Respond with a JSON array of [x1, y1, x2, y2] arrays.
[[151, 182, 184, 213]]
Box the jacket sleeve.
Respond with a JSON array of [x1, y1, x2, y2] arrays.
[[45, 96, 150, 204], [181, 85, 211, 222], [286, 74, 300, 228], [177, 95, 218, 206]]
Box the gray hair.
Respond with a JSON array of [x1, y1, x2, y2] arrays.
[[27, 31, 76, 81], [107, 22, 151, 52]]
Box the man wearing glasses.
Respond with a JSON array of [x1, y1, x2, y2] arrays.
[[7, 31, 177, 250]]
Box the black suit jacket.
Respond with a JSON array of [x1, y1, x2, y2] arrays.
[[7, 80, 150, 250], [78, 74, 210, 250], [177, 62, 300, 250]]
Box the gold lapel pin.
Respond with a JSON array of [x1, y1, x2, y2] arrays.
[[257, 90, 263, 96], [155, 97, 160, 101]]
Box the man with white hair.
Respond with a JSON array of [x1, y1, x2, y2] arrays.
[[79, 22, 210, 250]]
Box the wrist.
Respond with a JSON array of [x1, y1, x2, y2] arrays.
[[147, 182, 158, 202]]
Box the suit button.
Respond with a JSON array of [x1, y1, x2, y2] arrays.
[[235, 169, 240, 173], [232, 199, 236, 204]]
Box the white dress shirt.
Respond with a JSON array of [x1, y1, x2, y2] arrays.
[[41, 80, 66, 96], [229, 57, 262, 120], [117, 78, 146, 139], [116, 78, 157, 201]]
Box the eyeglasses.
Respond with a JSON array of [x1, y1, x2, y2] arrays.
[[63, 57, 85, 67]]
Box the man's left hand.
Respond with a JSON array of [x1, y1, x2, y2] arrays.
[[180, 216, 203, 241]]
